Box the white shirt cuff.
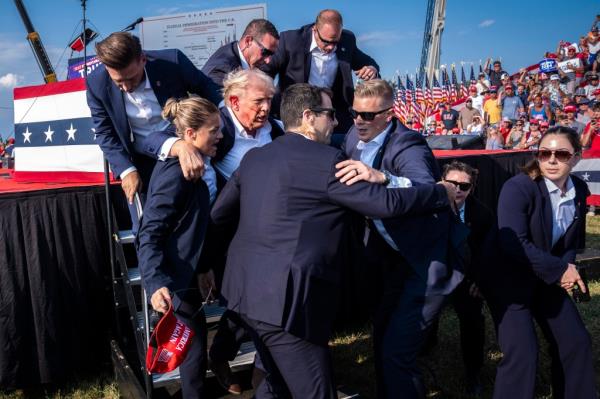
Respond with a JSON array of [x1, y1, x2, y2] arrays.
[[387, 175, 412, 188], [158, 137, 180, 161], [120, 166, 137, 180]]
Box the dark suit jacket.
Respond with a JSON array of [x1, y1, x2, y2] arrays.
[[86, 49, 222, 178], [343, 120, 466, 295], [463, 196, 495, 282], [262, 24, 379, 133], [491, 173, 589, 301], [201, 42, 244, 87], [211, 133, 449, 344], [135, 158, 210, 311]]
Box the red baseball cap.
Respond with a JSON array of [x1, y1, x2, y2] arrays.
[[504, 85, 513, 90], [146, 304, 195, 374], [540, 121, 550, 127], [564, 105, 577, 113], [529, 119, 540, 125]]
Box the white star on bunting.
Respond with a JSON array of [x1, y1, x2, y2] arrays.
[[66, 123, 77, 141], [22, 127, 32, 143], [91, 127, 97, 140], [582, 172, 590, 181], [44, 125, 54, 142]]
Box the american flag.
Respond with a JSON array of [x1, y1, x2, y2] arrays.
[[432, 73, 443, 106], [424, 74, 433, 109], [415, 73, 424, 104], [404, 74, 413, 106], [450, 66, 459, 101], [460, 65, 469, 99], [469, 64, 476, 82], [393, 76, 408, 123], [13, 78, 106, 182], [441, 69, 450, 102], [572, 149, 600, 205]]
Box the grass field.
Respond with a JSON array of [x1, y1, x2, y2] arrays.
[[3, 217, 600, 399]]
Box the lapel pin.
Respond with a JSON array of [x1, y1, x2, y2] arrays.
[[341, 47, 346, 52], [156, 81, 161, 87]]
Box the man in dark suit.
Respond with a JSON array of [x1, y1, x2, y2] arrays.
[[210, 83, 455, 398], [335, 79, 467, 399], [262, 9, 379, 133], [86, 32, 221, 229], [202, 19, 279, 87]]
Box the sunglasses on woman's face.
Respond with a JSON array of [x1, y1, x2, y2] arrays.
[[536, 149, 575, 163]]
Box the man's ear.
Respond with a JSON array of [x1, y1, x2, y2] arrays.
[[229, 96, 240, 110]]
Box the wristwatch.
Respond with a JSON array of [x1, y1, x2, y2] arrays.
[[381, 169, 392, 185]]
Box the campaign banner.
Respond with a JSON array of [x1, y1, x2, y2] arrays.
[[539, 58, 558, 74], [572, 149, 600, 206], [557, 58, 582, 74], [67, 56, 103, 80], [140, 4, 266, 69]]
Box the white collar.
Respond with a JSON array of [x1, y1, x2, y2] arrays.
[[237, 43, 250, 70], [544, 176, 576, 200], [357, 122, 393, 150]]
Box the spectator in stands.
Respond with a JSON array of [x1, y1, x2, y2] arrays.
[[0, 144, 5, 158], [556, 43, 585, 94], [483, 87, 502, 126], [500, 85, 524, 123], [577, 98, 592, 125], [485, 125, 504, 150], [560, 105, 585, 135], [441, 102, 459, 134], [518, 119, 542, 150], [583, 74, 600, 100], [498, 73, 514, 97], [499, 118, 513, 142], [487, 127, 596, 399], [466, 115, 484, 135], [468, 86, 484, 114], [586, 25, 600, 71], [574, 87, 587, 104], [580, 102, 600, 149], [506, 119, 525, 149], [529, 93, 552, 122], [476, 72, 490, 95], [546, 74, 566, 109], [458, 99, 481, 133], [539, 120, 550, 134], [4, 138, 14, 157], [486, 59, 507, 88], [137, 96, 222, 399], [516, 83, 529, 108]]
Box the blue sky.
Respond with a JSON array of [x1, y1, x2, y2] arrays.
[[0, 0, 596, 138]]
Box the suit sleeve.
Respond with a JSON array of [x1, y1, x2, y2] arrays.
[[177, 49, 223, 105], [211, 168, 241, 225], [391, 135, 438, 185], [136, 167, 191, 297], [326, 153, 448, 218], [86, 83, 132, 177], [497, 178, 568, 284], [143, 125, 178, 159]]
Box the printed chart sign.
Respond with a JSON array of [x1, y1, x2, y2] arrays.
[[140, 4, 266, 69]]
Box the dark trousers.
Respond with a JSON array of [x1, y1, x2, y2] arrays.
[[237, 313, 337, 399], [488, 281, 596, 399], [209, 310, 248, 363], [368, 233, 447, 399], [425, 279, 485, 380], [174, 288, 208, 399]]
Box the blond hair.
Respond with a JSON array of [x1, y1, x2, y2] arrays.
[[222, 69, 275, 107], [354, 79, 394, 106], [161, 96, 218, 138]]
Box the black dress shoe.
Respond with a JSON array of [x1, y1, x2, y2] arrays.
[[210, 359, 242, 395]]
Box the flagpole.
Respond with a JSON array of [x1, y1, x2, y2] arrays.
[[82, 0, 87, 80]]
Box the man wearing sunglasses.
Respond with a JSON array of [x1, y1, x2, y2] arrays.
[[202, 19, 279, 87], [262, 9, 379, 133], [336, 79, 467, 398]]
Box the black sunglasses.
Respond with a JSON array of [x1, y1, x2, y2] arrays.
[[348, 107, 392, 121], [315, 28, 339, 45], [536, 149, 575, 163], [253, 37, 275, 57], [445, 180, 473, 191], [310, 107, 336, 119]]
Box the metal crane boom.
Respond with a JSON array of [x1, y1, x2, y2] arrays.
[[13, 0, 57, 83], [419, 0, 446, 83]]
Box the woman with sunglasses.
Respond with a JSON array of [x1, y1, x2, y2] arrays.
[[485, 125, 504, 150], [137, 96, 223, 398], [484, 126, 596, 399]]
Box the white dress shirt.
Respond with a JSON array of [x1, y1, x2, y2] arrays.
[[237, 43, 250, 70], [214, 107, 276, 180], [120, 70, 175, 179], [358, 123, 412, 251], [202, 156, 218, 205], [544, 177, 576, 247], [308, 33, 338, 89]]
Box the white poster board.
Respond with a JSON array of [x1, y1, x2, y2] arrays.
[[140, 4, 267, 69]]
